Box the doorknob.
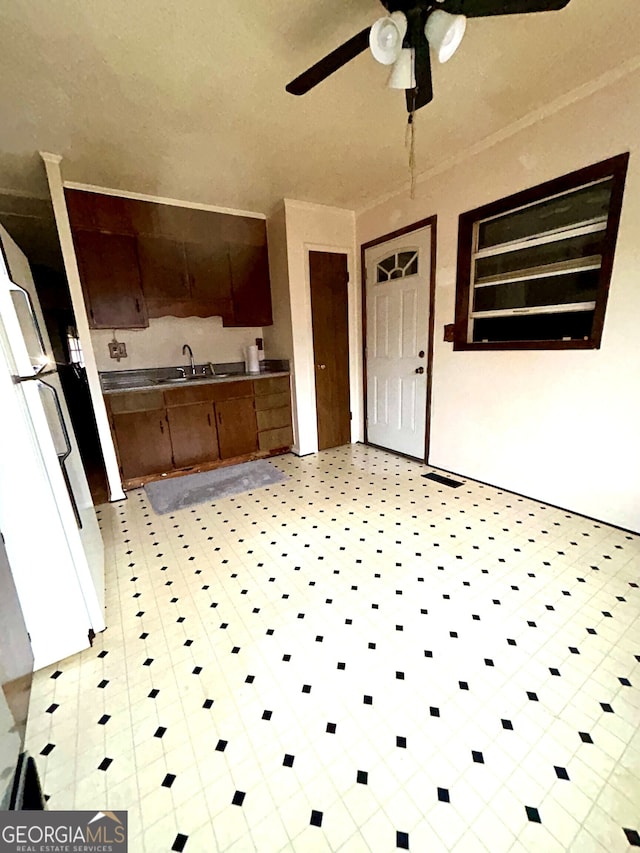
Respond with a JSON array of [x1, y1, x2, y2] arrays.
[[418, 350, 425, 358], [415, 366, 425, 374], [317, 364, 326, 370]]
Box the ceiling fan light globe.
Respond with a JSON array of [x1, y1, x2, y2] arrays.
[[387, 48, 415, 90], [424, 9, 466, 63], [369, 13, 407, 65]]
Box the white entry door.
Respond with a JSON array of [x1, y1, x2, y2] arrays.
[[364, 225, 432, 458]]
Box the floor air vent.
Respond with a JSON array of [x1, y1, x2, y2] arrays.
[[422, 472, 464, 488]]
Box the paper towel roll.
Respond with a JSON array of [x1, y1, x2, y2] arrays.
[[246, 344, 260, 374]]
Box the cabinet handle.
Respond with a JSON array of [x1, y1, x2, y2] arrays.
[[135, 298, 140, 313], [218, 410, 223, 426], [207, 412, 212, 427]]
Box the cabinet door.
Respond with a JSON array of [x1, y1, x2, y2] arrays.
[[137, 235, 189, 314], [184, 240, 234, 322], [167, 403, 219, 468], [112, 410, 173, 479], [215, 398, 258, 459], [228, 243, 272, 327], [73, 230, 148, 329]]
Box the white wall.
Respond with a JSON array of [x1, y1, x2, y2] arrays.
[[264, 203, 293, 362], [263, 204, 300, 447], [357, 68, 640, 533], [92, 315, 263, 372], [280, 199, 360, 456]]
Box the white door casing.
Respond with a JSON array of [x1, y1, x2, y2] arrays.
[[364, 226, 432, 458]]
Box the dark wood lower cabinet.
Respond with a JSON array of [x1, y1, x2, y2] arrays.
[[111, 410, 173, 479], [167, 403, 219, 468], [216, 398, 258, 459], [106, 375, 291, 485]]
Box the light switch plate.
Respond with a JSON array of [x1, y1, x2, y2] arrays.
[[108, 341, 127, 361]]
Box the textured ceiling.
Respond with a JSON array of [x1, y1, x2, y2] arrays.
[[1, 0, 639, 215]]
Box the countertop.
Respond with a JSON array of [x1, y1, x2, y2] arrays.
[[100, 360, 290, 395], [101, 370, 289, 395]]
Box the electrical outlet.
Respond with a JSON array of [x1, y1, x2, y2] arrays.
[[117, 342, 127, 358]]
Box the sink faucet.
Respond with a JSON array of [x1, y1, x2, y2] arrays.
[[182, 344, 195, 375]]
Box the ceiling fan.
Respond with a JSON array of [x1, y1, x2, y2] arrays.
[[286, 1, 571, 115]]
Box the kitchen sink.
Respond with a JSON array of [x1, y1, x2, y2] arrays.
[[157, 374, 230, 385]]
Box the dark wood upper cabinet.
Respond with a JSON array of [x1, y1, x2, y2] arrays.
[[72, 230, 148, 329], [227, 243, 272, 327], [184, 240, 234, 321], [66, 189, 272, 327], [137, 235, 190, 310]]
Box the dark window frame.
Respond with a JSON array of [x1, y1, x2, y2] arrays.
[[453, 153, 629, 351]]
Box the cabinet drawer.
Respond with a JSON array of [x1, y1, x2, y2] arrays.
[[209, 380, 254, 401], [256, 406, 291, 432], [254, 391, 290, 412], [164, 384, 218, 407], [258, 426, 293, 452], [254, 376, 289, 396], [107, 390, 165, 414]]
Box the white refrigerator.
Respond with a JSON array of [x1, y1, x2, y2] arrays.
[[0, 224, 105, 670]]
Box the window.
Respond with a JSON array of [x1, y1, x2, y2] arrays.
[[376, 250, 418, 282], [453, 153, 629, 350], [66, 326, 85, 367]]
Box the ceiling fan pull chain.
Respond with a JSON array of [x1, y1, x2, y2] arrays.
[[406, 106, 417, 199]]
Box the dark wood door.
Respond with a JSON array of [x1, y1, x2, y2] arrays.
[[112, 410, 173, 478], [167, 403, 219, 468], [73, 230, 148, 329], [228, 243, 272, 326], [309, 251, 351, 450], [185, 240, 234, 322], [215, 398, 258, 459]]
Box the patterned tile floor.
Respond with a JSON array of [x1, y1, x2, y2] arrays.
[[26, 445, 640, 852]]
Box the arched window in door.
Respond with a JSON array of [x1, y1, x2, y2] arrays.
[[376, 250, 418, 283]]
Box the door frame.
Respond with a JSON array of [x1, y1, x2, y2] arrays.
[[361, 215, 438, 462]]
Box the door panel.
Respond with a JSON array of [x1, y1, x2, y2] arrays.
[[112, 410, 173, 478], [216, 398, 257, 459], [167, 403, 219, 468], [137, 236, 188, 302], [365, 227, 432, 459], [309, 251, 351, 451], [73, 231, 147, 329], [228, 243, 272, 326], [185, 240, 234, 321]]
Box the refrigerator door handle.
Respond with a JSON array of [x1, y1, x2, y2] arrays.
[[37, 380, 71, 462], [37, 379, 83, 529], [7, 281, 49, 372]]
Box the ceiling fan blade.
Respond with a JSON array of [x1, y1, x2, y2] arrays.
[[440, 0, 570, 16], [406, 36, 433, 114], [286, 27, 371, 96]]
